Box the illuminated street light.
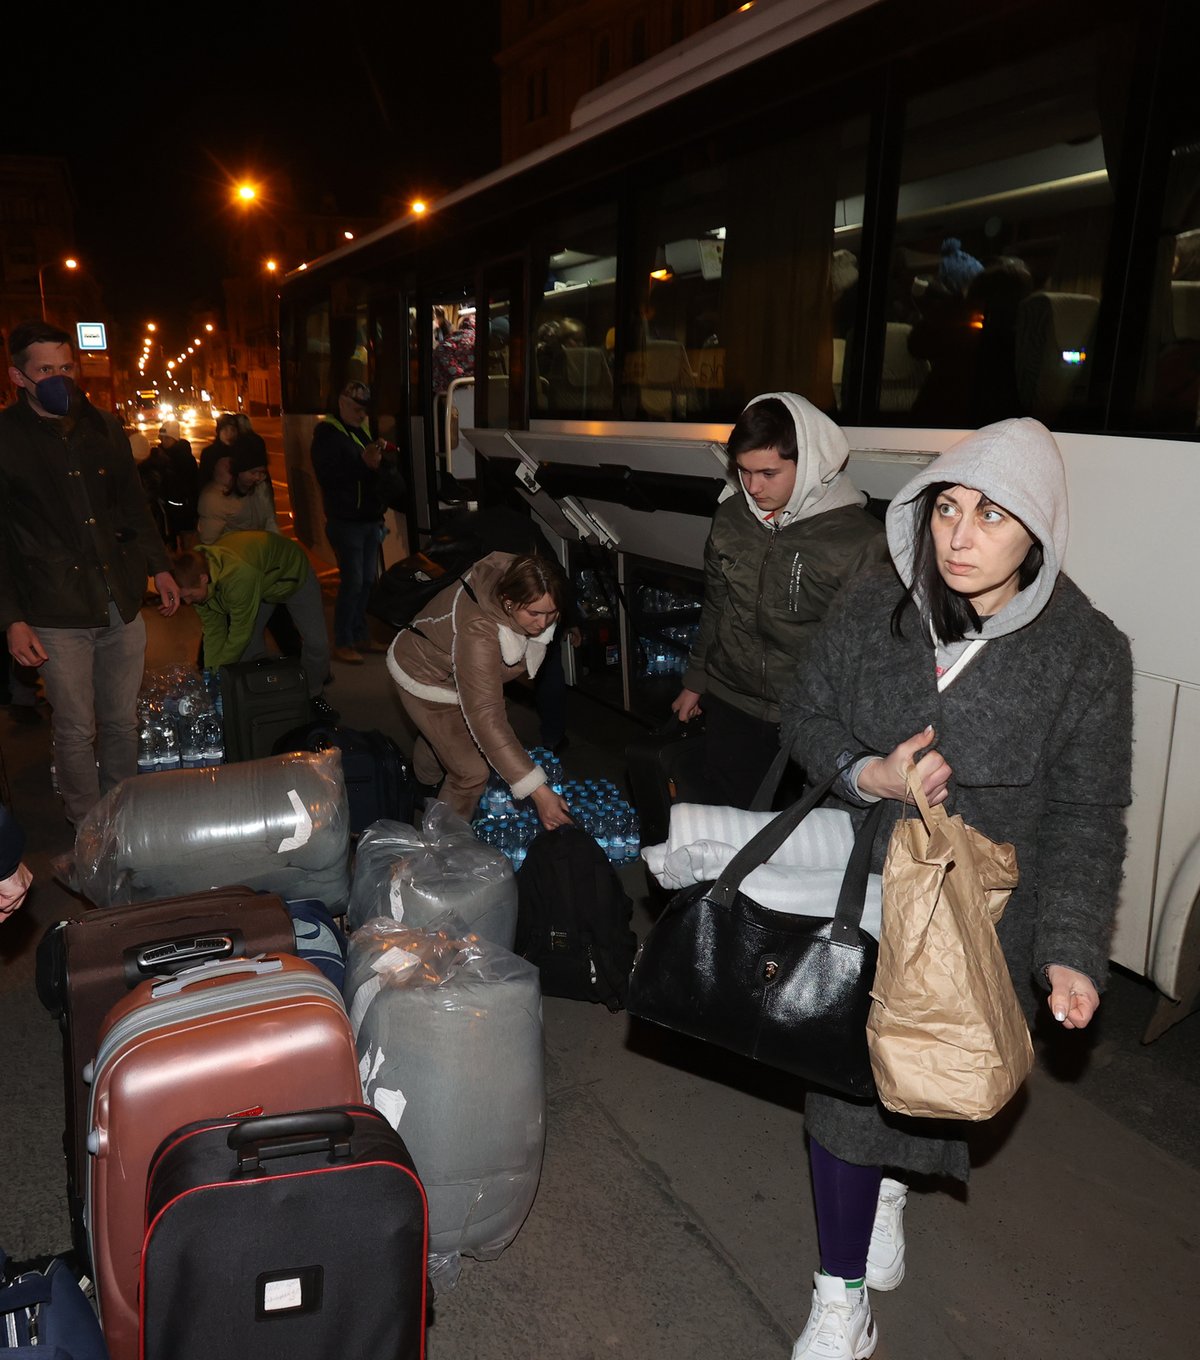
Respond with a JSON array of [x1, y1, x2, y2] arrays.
[[37, 256, 78, 321], [411, 200, 428, 216], [205, 323, 213, 333], [235, 183, 257, 204], [265, 259, 278, 273], [147, 322, 157, 332], [343, 231, 354, 241]]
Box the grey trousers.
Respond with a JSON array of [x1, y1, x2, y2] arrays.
[[37, 602, 147, 827], [245, 572, 330, 697]]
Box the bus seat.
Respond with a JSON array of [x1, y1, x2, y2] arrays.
[[547, 346, 613, 410], [639, 339, 694, 418], [1014, 291, 1099, 418], [1171, 280, 1200, 341], [879, 322, 929, 413]]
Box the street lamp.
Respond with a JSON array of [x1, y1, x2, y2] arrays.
[[38, 256, 78, 321]]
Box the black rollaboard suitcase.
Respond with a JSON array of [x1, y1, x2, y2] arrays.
[[220, 656, 313, 762], [141, 1106, 428, 1360], [34, 888, 296, 1265], [624, 715, 709, 848], [273, 722, 415, 833]]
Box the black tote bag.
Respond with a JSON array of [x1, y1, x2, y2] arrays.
[[627, 759, 883, 1098]]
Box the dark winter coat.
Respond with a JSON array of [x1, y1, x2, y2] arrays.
[[781, 565, 1133, 1178], [684, 494, 887, 722], [0, 397, 170, 629], [310, 416, 387, 523]]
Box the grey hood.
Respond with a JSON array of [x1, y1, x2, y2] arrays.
[[884, 417, 1069, 639], [739, 392, 866, 526]]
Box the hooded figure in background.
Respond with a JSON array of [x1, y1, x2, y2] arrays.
[[779, 417, 1132, 1360], [672, 392, 887, 808]]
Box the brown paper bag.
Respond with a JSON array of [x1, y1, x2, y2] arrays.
[[866, 765, 1032, 1121]]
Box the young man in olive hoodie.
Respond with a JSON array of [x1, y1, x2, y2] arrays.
[[172, 530, 336, 721]]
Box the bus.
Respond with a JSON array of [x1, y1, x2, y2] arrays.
[[276, 0, 1200, 1018]]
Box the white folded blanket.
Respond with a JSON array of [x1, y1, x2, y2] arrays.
[[642, 802, 882, 939]]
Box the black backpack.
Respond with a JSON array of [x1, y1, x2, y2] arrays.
[[514, 826, 638, 1012]]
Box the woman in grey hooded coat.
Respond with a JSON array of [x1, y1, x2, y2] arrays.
[[780, 417, 1133, 1360]]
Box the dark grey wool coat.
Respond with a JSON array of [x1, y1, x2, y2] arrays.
[[781, 565, 1133, 1179]]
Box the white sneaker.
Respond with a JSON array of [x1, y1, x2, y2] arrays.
[[791, 1272, 877, 1359], [865, 1177, 907, 1291]]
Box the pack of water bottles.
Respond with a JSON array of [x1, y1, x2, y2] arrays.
[[637, 623, 699, 678], [136, 665, 225, 773], [472, 747, 641, 870]]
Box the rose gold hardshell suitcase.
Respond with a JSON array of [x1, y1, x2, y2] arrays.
[[84, 954, 362, 1360]]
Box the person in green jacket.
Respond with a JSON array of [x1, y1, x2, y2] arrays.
[[172, 531, 337, 721], [671, 393, 887, 807]]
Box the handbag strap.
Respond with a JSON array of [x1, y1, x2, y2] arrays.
[[747, 745, 791, 813], [708, 751, 877, 919]]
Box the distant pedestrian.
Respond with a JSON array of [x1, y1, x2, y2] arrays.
[[0, 320, 181, 828], [140, 418, 199, 550], [310, 379, 398, 664]]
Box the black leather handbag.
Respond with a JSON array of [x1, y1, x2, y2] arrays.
[[626, 759, 883, 1098]]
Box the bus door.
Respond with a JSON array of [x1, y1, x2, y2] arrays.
[[428, 288, 478, 493]]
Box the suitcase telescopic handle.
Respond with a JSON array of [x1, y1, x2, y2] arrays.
[[228, 1110, 355, 1171], [149, 955, 283, 997]]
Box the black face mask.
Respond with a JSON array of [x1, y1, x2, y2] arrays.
[[27, 373, 79, 417]]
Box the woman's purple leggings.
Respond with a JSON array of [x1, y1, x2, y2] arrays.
[[809, 1138, 883, 1280]]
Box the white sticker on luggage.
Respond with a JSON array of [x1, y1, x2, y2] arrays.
[[372, 1084, 407, 1129], [263, 1277, 303, 1311], [276, 789, 313, 852]]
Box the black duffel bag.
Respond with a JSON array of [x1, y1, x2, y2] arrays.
[[626, 756, 882, 1099]]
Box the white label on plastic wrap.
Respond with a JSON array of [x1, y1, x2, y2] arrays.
[[372, 1085, 407, 1129], [387, 878, 406, 922], [349, 976, 382, 1033], [371, 946, 421, 975], [276, 789, 312, 853], [264, 1277, 302, 1312]]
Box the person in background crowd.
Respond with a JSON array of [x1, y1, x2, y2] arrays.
[[140, 418, 199, 550], [387, 551, 574, 829], [780, 418, 1133, 1360], [310, 380, 394, 665], [432, 310, 477, 392], [0, 802, 32, 920], [172, 531, 337, 723], [671, 393, 887, 808], [0, 320, 180, 829], [196, 435, 278, 543], [197, 412, 240, 492]]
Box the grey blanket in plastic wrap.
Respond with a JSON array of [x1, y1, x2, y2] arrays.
[[346, 914, 545, 1292], [347, 801, 518, 949], [74, 750, 352, 909]]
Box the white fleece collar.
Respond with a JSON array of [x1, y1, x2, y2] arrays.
[[498, 620, 557, 675]]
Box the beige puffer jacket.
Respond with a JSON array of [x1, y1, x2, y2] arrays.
[[386, 551, 556, 799]]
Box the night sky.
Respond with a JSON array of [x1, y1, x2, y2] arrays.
[[7, 9, 501, 343]]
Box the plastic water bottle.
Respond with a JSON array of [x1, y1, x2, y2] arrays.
[[179, 713, 204, 769], [623, 810, 641, 864], [157, 718, 181, 771]]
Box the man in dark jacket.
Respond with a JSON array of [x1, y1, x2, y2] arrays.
[[0, 320, 181, 828], [672, 392, 887, 807], [310, 380, 396, 664], [141, 418, 199, 549]]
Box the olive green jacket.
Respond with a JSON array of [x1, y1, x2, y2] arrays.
[[194, 531, 309, 668]]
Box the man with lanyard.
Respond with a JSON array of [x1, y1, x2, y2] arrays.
[[0, 320, 181, 829], [310, 379, 391, 664]]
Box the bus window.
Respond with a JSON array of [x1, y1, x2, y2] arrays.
[[624, 112, 870, 421], [883, 27, 1134, 428], [532, 206, 617, 417], [1137, 137, 1200, 433]]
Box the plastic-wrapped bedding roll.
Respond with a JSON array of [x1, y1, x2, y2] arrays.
[[347, 800, 517, 948], [346, 914, 545, 1292], [74, 750, 351, 909]]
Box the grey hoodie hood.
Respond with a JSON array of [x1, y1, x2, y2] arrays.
[[884, 417, 1069, 639], [738, 392, 866, 526]]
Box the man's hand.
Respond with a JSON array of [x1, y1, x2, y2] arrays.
[[0, 861, 32, 919], [6, 621, 48, 667], [361, 441, 384, 470], [154, 571, 181, 616], [1045, 965, 1100, 1030]]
